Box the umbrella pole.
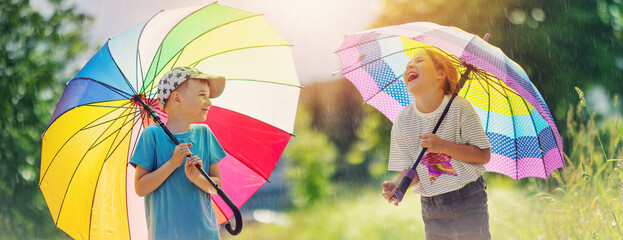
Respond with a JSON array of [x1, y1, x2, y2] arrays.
[[132, 95, 243, 235], [392, 64, 474, 203]]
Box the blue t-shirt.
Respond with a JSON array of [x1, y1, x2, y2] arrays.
[[130, 124, 226, 240]]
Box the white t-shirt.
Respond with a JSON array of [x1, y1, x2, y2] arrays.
[[388, 95, 490, 197]]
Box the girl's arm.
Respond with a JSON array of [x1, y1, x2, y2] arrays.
[[382, 169, 420, 206], [420, 133, 490, 164]]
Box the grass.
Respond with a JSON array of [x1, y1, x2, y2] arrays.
[[223, 180, 547, 240], [224, 96, 623, 240]]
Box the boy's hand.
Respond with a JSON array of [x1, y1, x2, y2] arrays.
[[171, 143, 193, 167], [420, 134, 447, 153], [184, 155, 204, 182], [382, 181, 399, 206]]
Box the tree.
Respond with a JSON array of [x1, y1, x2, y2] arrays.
[[284, 107, 338, 207], [0, 0, 90, 238], [372, 0, 623, 151]]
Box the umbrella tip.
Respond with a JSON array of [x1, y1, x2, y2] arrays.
[[483, 33, 490, 42]]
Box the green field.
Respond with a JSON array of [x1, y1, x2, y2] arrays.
[[225, 103, 623, 240]]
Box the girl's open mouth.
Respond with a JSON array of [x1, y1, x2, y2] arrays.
[[407, 72, 419, 82]]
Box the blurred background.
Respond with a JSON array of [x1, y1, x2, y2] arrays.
[[1, 0, 622, 239]]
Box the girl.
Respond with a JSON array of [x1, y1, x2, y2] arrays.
[[382, 49, 492, 239]]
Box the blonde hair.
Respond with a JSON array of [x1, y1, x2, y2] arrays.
[[424, 49, 460, 95]]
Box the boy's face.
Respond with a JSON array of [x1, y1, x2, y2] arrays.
[[403, 51, 444, 96], [174, 79, 212, 122]]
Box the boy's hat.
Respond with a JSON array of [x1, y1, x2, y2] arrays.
[[157, 66, 226, 105]]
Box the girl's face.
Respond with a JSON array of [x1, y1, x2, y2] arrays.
[[403, 51, 444, 96]]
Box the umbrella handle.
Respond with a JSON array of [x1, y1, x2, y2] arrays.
[[216, 186, 243, 235], [392, 93, 459, 203], [393, 155, 424, 203], [194, 164, 243, 235]]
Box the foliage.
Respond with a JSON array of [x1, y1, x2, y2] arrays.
[[344, 106, 392, 181], [284, 107, 339, 207], [227, 96, 623, 239], [372, 0, 623, 135], [597, 0, 623, 39], [0, 0, 90, 238]]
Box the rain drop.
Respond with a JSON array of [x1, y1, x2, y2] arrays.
[[531, 8, 546, 22], [508, 9, 527, 25]]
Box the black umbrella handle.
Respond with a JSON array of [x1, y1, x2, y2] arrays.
[[132, 95, 243, 235], [392, 63, 475, 203], [392, 93, 458, 203]]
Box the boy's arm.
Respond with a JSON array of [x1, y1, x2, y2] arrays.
[[135, 161, 179, 197], [134, 143, 192, 197], [420, 133, 490, 165], [185, 158, 221, 194]]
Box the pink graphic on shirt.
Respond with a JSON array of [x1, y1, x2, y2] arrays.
[[421, 152, 458, 184]]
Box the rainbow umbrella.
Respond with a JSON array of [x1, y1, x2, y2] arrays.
[[39, 3, 299, 239], [335, 22, 563, 181]]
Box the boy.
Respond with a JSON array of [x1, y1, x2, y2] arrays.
[[131, 66, 227, 240], [382, 49, 492, 239]]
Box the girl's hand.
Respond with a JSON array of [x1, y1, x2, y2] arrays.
[[382, 181, 399, 206], [171, 143, 192, 167], [420, 133, 447, 153], [184, 155, 204, 182]]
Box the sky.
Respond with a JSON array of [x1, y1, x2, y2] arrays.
[[61, 0, 383, 85]]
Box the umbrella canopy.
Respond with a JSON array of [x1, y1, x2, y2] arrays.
[[335, 22, 563, 180], [39, 3, 299, 239]]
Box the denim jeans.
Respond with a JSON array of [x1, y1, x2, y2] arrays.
[[420, 176, 490, 240]]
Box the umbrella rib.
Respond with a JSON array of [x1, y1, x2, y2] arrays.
[[335, 34, 402, 53], [142, 13, 266, 94], [498, 78, 520, 179], [53, 105, 135, 226], [341, 46, 430, 76], [363, 74, 403, 103], [519, 97, 548, 177], [83, 104, 139, 109], [105, 41, 138, 96], [460, 71, 473, 98], [472, 73, 492, 133], [134, 8, 163, 96], [169, 46, 185, 70], [136, 47, 144, 97], [86, 113, 136, 149], [124, 112, 147, 240], [479, 70, 521, 94], [188, 44, 293, 69], [88, 107, 136, 239], [141, 44, 164, 94], [139, 4, 215, 94], [225, 78, 302, 88], [72, 77, 134, 99], [82, 111, 137, 131], [40, 102, 133, 185], [471, 72, 516, 98]]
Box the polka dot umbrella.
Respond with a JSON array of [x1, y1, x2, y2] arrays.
[[335, 22, 563, 181]]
